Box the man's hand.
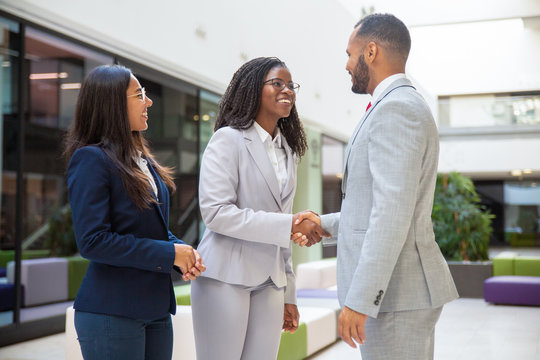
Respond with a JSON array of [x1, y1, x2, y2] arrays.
[[292, 210, 331, 246], [282, 304, 300, 333], [338, 306, 367, 348]]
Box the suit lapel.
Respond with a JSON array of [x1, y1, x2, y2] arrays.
[[146, 160, 169, 229], [341, 78, 416, 195], [243, 126, 282, 209]]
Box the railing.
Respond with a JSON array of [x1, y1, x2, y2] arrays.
[[438, 95, 540, 128]]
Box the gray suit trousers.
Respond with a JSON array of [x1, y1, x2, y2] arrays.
[[360, 306, 443, 360], [191, 276, 285, 360]]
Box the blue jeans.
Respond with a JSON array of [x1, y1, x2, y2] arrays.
[[74, 310, 173, 360]]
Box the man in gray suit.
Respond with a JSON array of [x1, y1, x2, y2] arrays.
[[296, 14, 458, 359]]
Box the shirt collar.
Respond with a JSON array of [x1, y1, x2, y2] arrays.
[[253, 121, 282, 148], [371, 73, 406, 103]]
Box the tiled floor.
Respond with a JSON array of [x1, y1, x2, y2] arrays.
[[309, 298, 540, 359], [1, 298, 539, 359]]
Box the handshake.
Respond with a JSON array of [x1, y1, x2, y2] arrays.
[[291, 210, 331, 247]]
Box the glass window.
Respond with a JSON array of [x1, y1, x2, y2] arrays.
[[0, 16, 19, 251], [22, 27, 113, 254], [199, 90, 219, 156], [438, 93, 540, 128], [26, 28, 112, 129], [504, 181, 540, 247], [321, 135, 345, 258], [475, 179, 540, 248], [0, 15, 20, 328]]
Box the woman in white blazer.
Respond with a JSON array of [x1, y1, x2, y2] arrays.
[[192, 57, 323, 360]]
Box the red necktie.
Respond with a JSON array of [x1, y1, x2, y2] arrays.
[[366, 102, 372, 112]]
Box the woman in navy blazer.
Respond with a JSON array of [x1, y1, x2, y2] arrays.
[[65, 65, 205, 360]]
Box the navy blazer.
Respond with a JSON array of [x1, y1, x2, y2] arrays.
[[67, 145, 184, 321]]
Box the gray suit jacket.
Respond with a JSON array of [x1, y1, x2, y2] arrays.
[[322, 78, 458, 318], [198, 125, 297, 304]]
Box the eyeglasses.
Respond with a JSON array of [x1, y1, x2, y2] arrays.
[[263, 78, 300, 93], [127, 87, 147, 102]]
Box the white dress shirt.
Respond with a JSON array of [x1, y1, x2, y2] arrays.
[[134, 151, 158, 199], [371, 73, 406, 102], [253, 121, 288, 193]]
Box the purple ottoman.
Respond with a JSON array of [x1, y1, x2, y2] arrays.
[[484, 276, 540, 306], [297, 288, 338, 299]]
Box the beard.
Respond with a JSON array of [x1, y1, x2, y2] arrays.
[[351, 53, 369, 94]]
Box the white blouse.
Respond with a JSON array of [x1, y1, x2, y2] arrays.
[[253, 122, 288, 193], [134, 151, 158, 200]]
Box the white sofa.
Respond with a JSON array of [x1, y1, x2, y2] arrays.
[[295, 258, 337, 290]]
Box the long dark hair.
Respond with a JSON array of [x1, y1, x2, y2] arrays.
[[64, 65, 175, 209], [214, 57, 307, 157]]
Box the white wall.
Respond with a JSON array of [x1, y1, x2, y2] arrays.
[[438, 136, 540, 174], [3, 0, 539, 176], [1, 0, 371, 141], [408, 18, 540, 96]]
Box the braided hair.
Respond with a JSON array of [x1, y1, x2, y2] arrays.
[[214, 57, 307, 158]]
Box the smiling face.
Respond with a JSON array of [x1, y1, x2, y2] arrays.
[[126, 74, 153, 131], [258, 66, 296, 120]]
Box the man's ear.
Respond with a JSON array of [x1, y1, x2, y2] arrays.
[[365, 42, 378, 64]]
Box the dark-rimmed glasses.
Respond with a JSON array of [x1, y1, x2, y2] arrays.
[[263, 78, 300, 93], [127, 87, 147, 102]]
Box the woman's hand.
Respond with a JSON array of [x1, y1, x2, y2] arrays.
[[283, 304, 300, 333], [174, 244, 196, 275], [182, 249, 206, 281]]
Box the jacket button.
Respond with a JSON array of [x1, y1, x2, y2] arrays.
[[376, 295, 381, 300], [379, 290, 384, 295], [157, 266, 162, 271], [374, 300, 380, 306]]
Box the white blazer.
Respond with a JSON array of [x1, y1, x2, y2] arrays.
[[198, 125, 298, 304]]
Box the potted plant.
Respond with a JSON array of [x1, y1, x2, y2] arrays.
[[432, 172, 495, 297]]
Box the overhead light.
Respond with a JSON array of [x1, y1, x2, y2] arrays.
[[523, 169, 533, 174], [193, 115, 200, 121], [60, 83, 81, 90], [202, 114, 210, 121], [336, 173, 343, 179], [29, 72, 68, 80], [510, 169, 522, 177]]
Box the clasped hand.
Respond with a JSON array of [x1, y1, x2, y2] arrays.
[[290, 210, 331, 247], [174, 244, 206, 281]]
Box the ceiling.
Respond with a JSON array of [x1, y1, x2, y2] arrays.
[[336, 0, 540, 27]]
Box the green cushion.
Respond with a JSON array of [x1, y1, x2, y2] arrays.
[[0, 250, 51, 268], [492, 253, 516, 276], [277, 323, 307, 360], [514, 257, 540, 276], [174, 284, 191, 305], [67, 256, 90, 300], [508, 233, 536, 247]]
